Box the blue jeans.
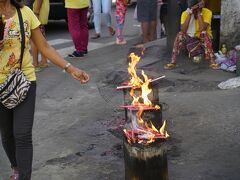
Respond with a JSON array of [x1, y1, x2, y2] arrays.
[[92, 0, 112, 34]]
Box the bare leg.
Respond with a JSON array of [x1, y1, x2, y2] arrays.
[[149, 20, 157, 41], [141, 22, 150, 43], [39, 54, 48, 67]]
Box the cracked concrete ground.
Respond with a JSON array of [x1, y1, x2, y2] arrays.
[[1, 38, 240, 180]]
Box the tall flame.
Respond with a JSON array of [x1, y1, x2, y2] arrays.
[[141, 70, 152, 106], [136, 105, 144, 125], [128, 53, 143, 87], [130, 89, 139, 105], [124, 52, 169, 145]]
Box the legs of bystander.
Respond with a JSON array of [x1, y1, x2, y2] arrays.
[[67, 8, 89, 57]]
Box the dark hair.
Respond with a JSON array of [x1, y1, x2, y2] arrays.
[[188, 0, 198, 8], [10, 0, 24, 8]]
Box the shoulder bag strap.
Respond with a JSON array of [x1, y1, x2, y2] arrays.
[[16, 8, 25, 70]]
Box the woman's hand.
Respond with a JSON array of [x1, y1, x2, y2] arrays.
[[191, 4, 199, 12], [67, 65, 90, 84], [0, 40, 4, 50], [31, 28, 90, 84]]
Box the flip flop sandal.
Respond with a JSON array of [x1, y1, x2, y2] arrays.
[[39, 63, 49, 68], [116, 38, 127, 45], [91, 34, 101, 39], [34, 67, 42, 72], [108, 27, 115, 36], [9, 170, 19, 180], [111, 30, 115, 36], [164, 63, 177, 70], [209, 63, 220, 70]]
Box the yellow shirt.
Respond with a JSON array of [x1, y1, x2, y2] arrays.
[[65, 0, 89, 9], [181, 8, 213, 38], [0, 6, 40, 84], [33, 0, 50, 25]]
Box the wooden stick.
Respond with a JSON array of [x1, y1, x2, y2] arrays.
[[120, 105, 157, 110], [116, 75, 166, 90]]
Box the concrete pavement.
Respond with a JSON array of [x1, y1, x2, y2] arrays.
[[1, 5, 240, 180]]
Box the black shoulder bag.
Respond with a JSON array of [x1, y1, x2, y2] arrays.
[[0, 8, 31, 109]]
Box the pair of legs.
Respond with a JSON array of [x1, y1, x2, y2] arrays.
[[67, 8, 89, 57], [141, 21, 157, 43], [137, 0, 158, 44], [32, 25, 48, 71], [165, 31, 218, 69], [0, 82, 36, 180], [92, 0, 115, 38], [115, 0, 127, 44]]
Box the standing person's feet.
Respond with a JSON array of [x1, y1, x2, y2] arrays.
[[91, 33, 101, 39], [68, 51, 84, 58], [38, 62, 49, 68], [108, 26, 115, 36], [164, 63, 177, 70], [34, 67, 42, 72], [9, 168, 19, 180], [116, 38, 127, 45], [81, 49, 88, 55], [33, 64, 42, 72]]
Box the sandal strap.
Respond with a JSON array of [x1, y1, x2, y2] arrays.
[[166, 63, 176, 67], [210, 63, 219, 67], [164, 63, 176, 70]]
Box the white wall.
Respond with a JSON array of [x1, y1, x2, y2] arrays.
[[220, 0, 240, 48]]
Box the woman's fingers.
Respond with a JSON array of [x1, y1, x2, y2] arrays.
[[81, 71, 90, 83], [71, 68, 90, 84]]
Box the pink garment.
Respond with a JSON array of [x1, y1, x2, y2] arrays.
[[171, 31, 215, 63], [67, 8, 89, 52], [115, 0, 127, 24], [115, 0, 127, 40]]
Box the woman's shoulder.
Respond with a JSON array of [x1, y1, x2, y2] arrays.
[[20, 5, 37, 18], [20, 5, 40, 27], [21, 5, 34, 14]]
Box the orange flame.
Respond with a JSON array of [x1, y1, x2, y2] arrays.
[[136, 105, 144, 125], [130, 89, 139, 105], [159, 120, 166, 135], [141, 71, 152, 106], [124, 53, 169, 145], [128, 53, 142, 87]]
